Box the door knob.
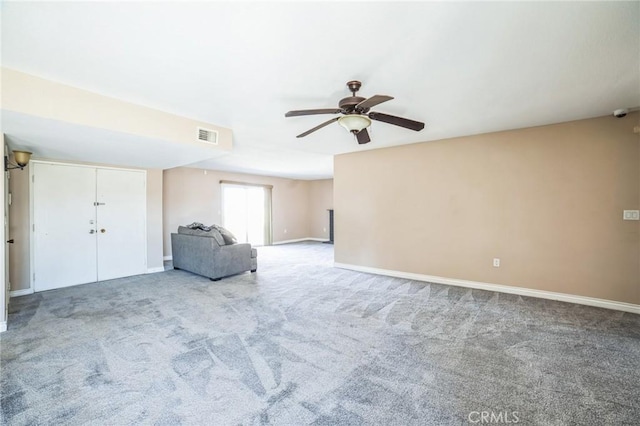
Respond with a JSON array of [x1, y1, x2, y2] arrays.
[[89, 229, 96, 234], [6, 239, 14, 244], [100, 229, 106, 233]]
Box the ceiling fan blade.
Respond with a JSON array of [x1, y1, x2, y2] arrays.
[[285, 108, 342, 117], [356, 128, 371, 144], [368, 111, 425, 131], [356, 95, 394, 111], [297, 117, 340, 138]]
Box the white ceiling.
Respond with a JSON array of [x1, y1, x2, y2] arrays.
[[2, 2, 639, 179]]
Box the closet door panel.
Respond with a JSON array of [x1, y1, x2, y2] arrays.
[[33, 163, 97, 291], [96, 169, 146, 281]]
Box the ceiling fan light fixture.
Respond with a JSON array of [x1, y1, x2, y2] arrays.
[[338, 114, 371, 133]]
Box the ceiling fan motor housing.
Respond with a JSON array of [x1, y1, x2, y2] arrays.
[[339, 96, 367, 113]]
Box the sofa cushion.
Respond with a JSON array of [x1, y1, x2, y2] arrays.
[[208, 229, 225, 246], [212, 225, 238, 245], [178, 226, 225, 246]]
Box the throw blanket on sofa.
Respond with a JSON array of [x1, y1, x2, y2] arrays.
[[187, 222, 213, 232], [183, 223, 238, 245]]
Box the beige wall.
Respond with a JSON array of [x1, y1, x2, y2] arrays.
[[335, 113, 640, 305], [146, 169, 164, 271], [1, 68, 232, 151], [9, 160, 164, 291], [163, 168, 314, 256], [308, 179, 333, 240]]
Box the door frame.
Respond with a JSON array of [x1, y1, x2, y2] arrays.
[[29, 160, 148, 293], [1, 139, 7, 332]]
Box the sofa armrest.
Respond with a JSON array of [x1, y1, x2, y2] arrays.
[[215, 243, 252, 275]]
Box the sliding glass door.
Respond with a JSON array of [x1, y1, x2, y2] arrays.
[[221, 183, 271, 246]]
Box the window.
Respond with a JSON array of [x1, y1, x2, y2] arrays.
[[221, 182, 272, 246]]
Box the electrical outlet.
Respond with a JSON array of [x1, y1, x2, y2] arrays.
[[493, 258, 500, 267], [323, 227, 326, 233], [623, 210, 639, 220], [284, 229, 287, 234]]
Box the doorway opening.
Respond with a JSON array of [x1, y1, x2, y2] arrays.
[[221, 182, 272, 246]]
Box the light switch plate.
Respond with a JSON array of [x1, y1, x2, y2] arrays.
[[623, 210, 640, 220]]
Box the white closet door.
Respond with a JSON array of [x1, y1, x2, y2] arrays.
[[96, 169, 146, 281], [33, 163, 98, 291]]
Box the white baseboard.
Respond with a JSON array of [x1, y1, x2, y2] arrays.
[[163, 255, 173, 261], [334, 262, 640, 315], [272, 237, 327, 245], [0, 321, 6, 332], [146, 267, 165, 274], [10, 288, 34, 298]]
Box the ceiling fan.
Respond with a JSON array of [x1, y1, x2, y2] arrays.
[[285, 80, 425, 144]]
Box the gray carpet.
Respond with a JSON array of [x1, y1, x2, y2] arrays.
[[1, 242, 639, 425]]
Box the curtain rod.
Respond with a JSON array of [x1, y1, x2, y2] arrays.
[[220, 180, 273, 189]]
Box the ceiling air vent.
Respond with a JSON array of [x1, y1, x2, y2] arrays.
[[197, 127, 218, 145]]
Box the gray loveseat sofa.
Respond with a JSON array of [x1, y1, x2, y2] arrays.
[[171, 226, 257, 281]]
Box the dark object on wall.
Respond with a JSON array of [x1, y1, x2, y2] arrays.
[[323, 209, 334, 245]]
